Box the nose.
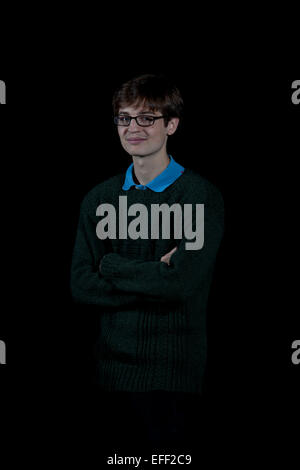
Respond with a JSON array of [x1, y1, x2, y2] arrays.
[[128, 117, 140, 131]]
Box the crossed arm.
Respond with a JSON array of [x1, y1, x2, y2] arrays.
[[99, 246, 177, 272], [70, 186, 224, 308]]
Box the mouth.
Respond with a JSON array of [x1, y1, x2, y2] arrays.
[[126, 137, 147, 144]]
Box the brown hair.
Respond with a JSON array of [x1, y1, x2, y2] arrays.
[[112, 74, 183, 126]]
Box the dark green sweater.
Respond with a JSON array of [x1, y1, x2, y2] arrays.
[[70, 168, 224, 393]]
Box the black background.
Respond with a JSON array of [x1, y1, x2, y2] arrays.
[[1, 44, 299, 467]]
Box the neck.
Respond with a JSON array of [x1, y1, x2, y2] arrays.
[[132, 151, 170, 185]]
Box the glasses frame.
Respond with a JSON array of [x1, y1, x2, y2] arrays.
[[114, 114, 167, 127]]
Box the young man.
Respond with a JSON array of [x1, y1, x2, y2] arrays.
[[70, 74, 224, 450]]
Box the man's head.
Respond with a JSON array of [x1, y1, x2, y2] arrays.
[[112, 74, 183, 159]]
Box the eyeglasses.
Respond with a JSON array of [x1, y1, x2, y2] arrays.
[[114, 115, 166, 127]]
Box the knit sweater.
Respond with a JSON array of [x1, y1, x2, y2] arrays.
[[70, 168, 224, 393]]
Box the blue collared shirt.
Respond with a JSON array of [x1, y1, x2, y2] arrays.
[[122, 155, 185, 192]]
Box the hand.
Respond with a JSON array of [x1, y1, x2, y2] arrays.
[[160, 247, 178, 266]]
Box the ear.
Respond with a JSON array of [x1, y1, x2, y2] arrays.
[[166, 117, 179, 136]]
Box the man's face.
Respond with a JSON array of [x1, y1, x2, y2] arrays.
[[116, 104, 178, 158]]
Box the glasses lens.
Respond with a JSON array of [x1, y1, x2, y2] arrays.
[[115, 116, 131, 126], [136, 115, 155, 126]]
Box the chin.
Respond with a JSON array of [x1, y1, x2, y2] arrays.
[[124, 147, 149, 158], [131, 153, 150, 158]]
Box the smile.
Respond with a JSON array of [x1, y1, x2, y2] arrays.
[[126, 138, 147, 144]]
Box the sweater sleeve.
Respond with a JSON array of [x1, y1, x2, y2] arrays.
[[70, 196, 141, 308], [100, 183, 224, 303]]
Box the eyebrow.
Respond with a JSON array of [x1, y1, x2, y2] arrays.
[[119, 110, 157, 115]]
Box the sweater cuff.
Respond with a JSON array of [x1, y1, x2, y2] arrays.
[[100, 253, 126, 279]]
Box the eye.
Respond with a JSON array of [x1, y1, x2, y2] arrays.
[[139, 115, 154, 123], [118, 115, 130, 123]]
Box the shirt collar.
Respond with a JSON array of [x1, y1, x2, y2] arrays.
[[122, 155, 185, 192]]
